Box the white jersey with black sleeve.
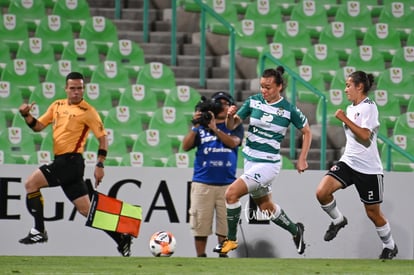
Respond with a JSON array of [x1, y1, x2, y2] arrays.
[[339, 97, 383, 175]]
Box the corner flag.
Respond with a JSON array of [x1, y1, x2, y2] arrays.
[[86, 191, 142, 238]]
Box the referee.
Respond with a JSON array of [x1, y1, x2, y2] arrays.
[[18, 72, 132, 257]]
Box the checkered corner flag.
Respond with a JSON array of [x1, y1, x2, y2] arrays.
[[86, 190, 142, 238]]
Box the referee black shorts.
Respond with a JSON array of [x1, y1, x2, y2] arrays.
[[39, 153, 88, 201]]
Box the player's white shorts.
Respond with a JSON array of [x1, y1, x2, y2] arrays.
[[240, 159, 281, 199]]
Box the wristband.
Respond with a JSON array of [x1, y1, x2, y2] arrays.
[[97, 149, 107, 157], [191, 126, 199, 133], [96, 161, 104, 168], [27, 118, 37, 129], [21, 113, 29, 117]]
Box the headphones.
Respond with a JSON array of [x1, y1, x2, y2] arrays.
[[211, 91, 235, 106]]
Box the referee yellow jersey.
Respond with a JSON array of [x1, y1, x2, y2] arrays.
[[38, 99, 106, 155]]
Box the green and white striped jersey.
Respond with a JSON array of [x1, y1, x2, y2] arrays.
[[237, 94, 308, 163]]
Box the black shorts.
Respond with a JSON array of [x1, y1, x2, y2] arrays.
[[39, 153, 88, 201], [326, 161, 384, 205]]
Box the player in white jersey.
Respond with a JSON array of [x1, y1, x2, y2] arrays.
[[213, 66, 312, 256], [315, 71, 398, 260]]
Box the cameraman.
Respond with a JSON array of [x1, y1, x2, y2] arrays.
[[182, 91, 244, 257]]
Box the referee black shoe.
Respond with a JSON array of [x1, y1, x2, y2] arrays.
[[19, 229, 48, 244], [293, 222, 305, 255], [117, 234, 132, 257], [324, 217, 348, 241]]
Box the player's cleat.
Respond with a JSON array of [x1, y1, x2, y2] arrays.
[[379, 245, 398, 260], [293, 223, 305, 255], [117, 234, 132, 257], [213, 239, 238, 254], [19, 229, 48, 244], [324, 216, 348, 241]]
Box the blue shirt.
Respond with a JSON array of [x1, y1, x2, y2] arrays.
[[192, 122, 244, 185]]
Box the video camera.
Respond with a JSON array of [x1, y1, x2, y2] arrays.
[[191, 91, 234, 127]]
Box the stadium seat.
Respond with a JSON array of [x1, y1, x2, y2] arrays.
[[244, 0, 283, 36], [32, 150, 53, 166], [276, 0, 297, 16], [231, 0, 250, 14], [8, 0, 46, 31], [61, 38, 100, 78], [318, 21, 358, 61], [381, 135, 414, 172], [28, 82, 65, 115], [232, 19, 268, 59], [39, 130, 53, 152], [118, 83, 158, 125], [316, 88, 349, 127], [376, 67, 414, 107], [163, 85, 201, 122], [393, 112, 414, 136], [204, 0, 238, 35], [1, 59, 40, 98], [44, 59, 82, 85], [177, 0, 201, 12], [148, 106, 190, 149], [362, 22, 401, 62], [378, 1, 413, 40], [0, 126, 36, 164], [318, 0, 341, 16], [131, 129, 174, 167], [373, 89, 401, 130], [11, 111, 47, 145], [272, 20, 312, 60], [293, 65, 326, 104], [90, 60, 130, 101], [237, 146, 244, 168], [87, 128, 128, 166], [290, 0, 328, 39], [136, 62, 176, 102], [407, 96, 414, 113], [0, 0, 10, 7], [0, 13, 29, 52], [16, 37, 55, 77], [0, 43, 11, 75], [0, 80, 23, 121], [301, 43, 340, 83], [365, 0, 383, 17], [83, 149, 98, 167], [0, 110, 8, 131], [34, 15, 74, 54], [120, 151, 157, 167], [406, 30, 414, 47], [52, 0, 91, 32], [84, 82, 113, 120], [164, 152, 195, 168], [281, 155, 295, 170], [329, 66, 356, 91], [346, 45, 385, 78], [103, 105, 144, 147], [334, 1, 373, 40], [106, 39, 145, 78], [256, 42, 297, 76], [43, 0, 56, 8], [79, 16, 118, 54], [390, 46, 414, 77]]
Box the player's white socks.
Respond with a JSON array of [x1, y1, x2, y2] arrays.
[[321, 199, 345, 225]]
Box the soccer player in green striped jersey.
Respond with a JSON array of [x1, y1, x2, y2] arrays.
[[213, 66, 312, 256]]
